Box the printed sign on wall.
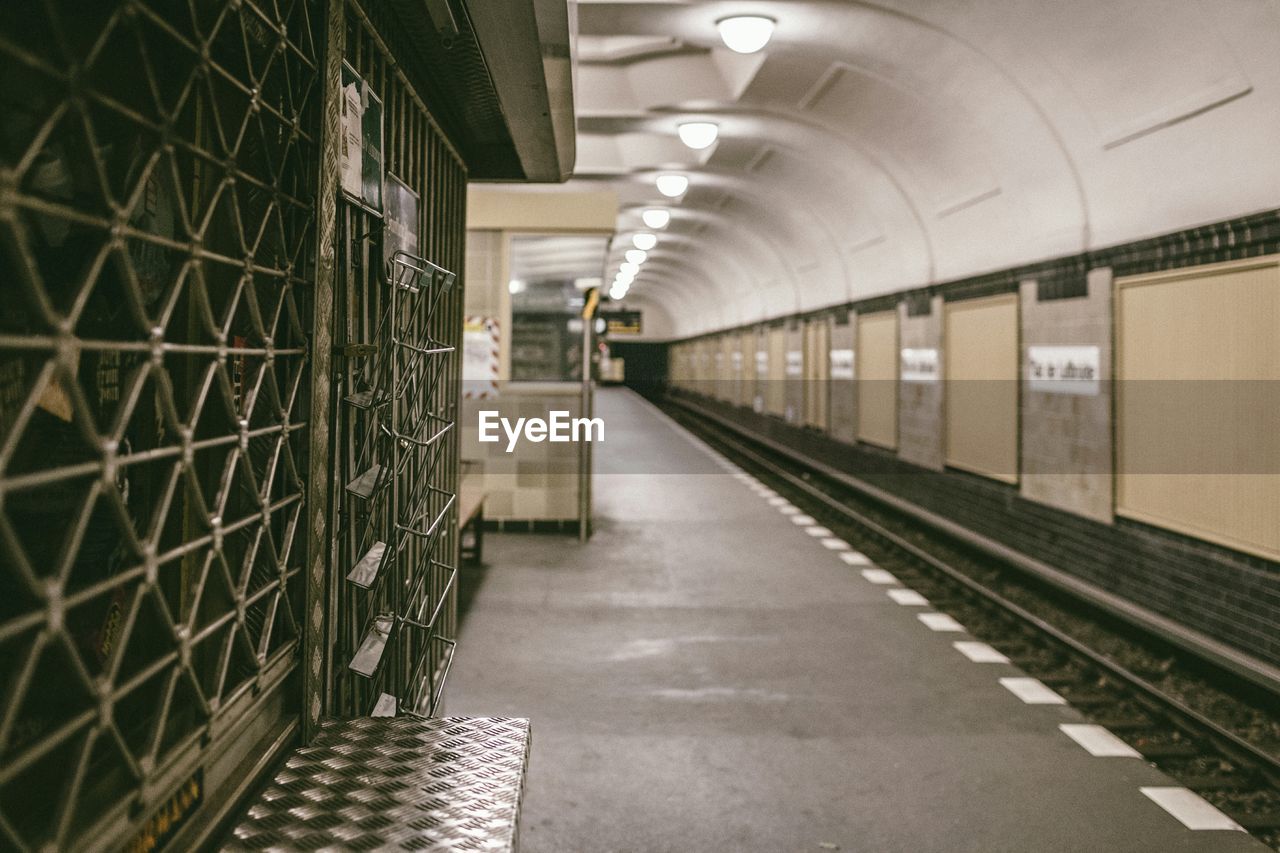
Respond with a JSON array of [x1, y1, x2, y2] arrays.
[[1027, 345, 1101, 395], [830, 348, 855, 380], [463, 316, 501, 399], [901, 348, 939, 382], [785, 350, 803, 377], [602, 310, 642, 335]]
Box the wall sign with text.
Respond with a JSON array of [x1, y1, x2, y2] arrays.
[[901, 348, 939, 382], [785, 350, 803, 377], [601, 310, 642, 335], [1027, 345, 1101, 395], [830, 348, 855, 380]]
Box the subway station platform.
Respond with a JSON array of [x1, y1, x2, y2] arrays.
[[447, 388, 1264, 853]]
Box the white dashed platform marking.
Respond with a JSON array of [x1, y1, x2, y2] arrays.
[[1059, 724, 1141, 758], [790, 515, 817, 526], [777, 505, 800, 515], [917, 613, 965, 632], [1140, 787, 1244, 831], [860, 568, 898, 584], [820, 538, 850, 551], [767, 496, 789, 506], [839, 551, 872, 566], [887, 589, 929, 606], [804, 526, 834, 538], [952, 641, 1009, 663], [999, 677, 1066, 705]]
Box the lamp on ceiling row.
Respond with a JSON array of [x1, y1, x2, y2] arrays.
[[655, 173, 689, 198], [677, 121, 719, 150], [717, 15, 775, 54], [610, 15, 775, 300], [642, 208, 670, 229]]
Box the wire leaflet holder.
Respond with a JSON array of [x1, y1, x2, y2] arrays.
[[340, 247, 459, 718]]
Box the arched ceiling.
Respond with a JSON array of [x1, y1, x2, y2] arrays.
[[563, 0, 1280, 338]]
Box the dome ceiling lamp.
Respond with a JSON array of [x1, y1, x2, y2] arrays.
[[655, 173, 690, 198], [716, 15, 775, 54], [677, 121, 719, 150], [642, 208, 671, 229]]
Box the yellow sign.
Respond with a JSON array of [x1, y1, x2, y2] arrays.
[[124, 769, 203, 853]]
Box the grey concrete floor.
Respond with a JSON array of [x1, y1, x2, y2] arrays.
[[447, 388, 1264, 853]]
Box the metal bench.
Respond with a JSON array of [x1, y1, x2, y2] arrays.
[[224, 716, 530, 851]]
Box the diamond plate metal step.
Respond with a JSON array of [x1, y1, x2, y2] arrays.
[[224, 716, 531, 852]]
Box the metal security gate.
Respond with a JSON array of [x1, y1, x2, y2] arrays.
[[325, 4, 466, 722], [0, 0, 322, 849]]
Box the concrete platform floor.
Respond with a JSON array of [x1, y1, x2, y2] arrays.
[[447, 388, 1264, 853]]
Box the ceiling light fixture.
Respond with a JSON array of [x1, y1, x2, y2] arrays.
[[632, 233, 657, 251], [677, 121, 719, 150], [717, 15, 775, 54], [620, 262, 639, 275], [642, 208, 671, 229], [655, 173, 689, 198], [625, 249, 647, 265]]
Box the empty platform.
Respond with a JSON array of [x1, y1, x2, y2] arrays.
[[446, 388, 1263, 853]]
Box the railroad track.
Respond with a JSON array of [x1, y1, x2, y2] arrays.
[[664, 396, 1280, 849]]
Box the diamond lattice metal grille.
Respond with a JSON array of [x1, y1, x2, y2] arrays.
[[0, 0, 320, 849]]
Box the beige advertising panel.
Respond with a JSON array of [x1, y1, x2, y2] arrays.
[[945, 293, 1020, 483], [1116, 256, 1280, 560], [857, 311, 898, 448], [767, 325, 787, 416], [720, 334, 736, 402], [737, 329, 754, 407], [805, 317, 831, 428]]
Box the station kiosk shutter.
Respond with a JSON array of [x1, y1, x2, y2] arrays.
[[857, 312, 898, 448], [944, 294, 1019, 482], [1116, 257, 1280, 560]]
